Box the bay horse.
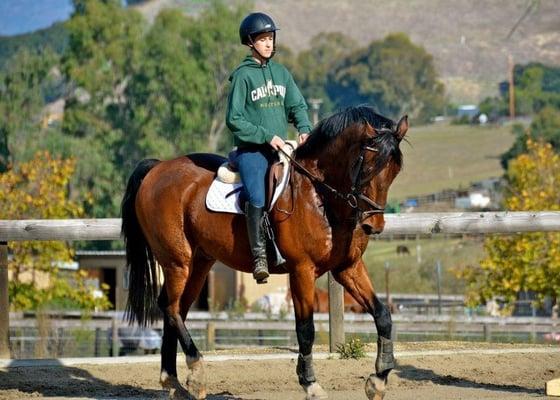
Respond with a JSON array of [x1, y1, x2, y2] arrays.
[[121, 105, 408, 400]]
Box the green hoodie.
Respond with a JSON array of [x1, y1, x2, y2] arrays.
[[226, 56, 312, 147]]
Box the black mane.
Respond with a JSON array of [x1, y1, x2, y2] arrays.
[[295, 106, 401, 171]]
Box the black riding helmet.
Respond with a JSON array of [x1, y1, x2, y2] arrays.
[[239, 12, 279, 53]]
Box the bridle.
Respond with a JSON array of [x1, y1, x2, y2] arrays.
[[278, 137, 387, 220]]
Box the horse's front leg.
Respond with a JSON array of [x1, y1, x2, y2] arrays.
[[290, 267, 328, 400], [332, 259, 395, 400]]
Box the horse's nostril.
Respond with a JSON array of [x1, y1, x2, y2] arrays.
[[361, 224, 374, 235], [362, 224, 383, 235]]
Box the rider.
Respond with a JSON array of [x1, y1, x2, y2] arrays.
[[226, 12, 312, 284]]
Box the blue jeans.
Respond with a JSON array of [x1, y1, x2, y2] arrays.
[[236, 147, 275, 208]]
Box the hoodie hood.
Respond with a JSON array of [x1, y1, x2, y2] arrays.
[[229, 56, 267, 81]]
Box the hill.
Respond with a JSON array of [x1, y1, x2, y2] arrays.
[[134, 0, 560, 104], [3, 1, 558, 103], [0, 22, 67, 70], [388, 121, 515, 202]]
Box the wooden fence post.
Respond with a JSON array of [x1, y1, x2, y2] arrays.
[[206, 322, 215, 351], [0, 242, 10, 358], [483, 323, 492, 342], [111, 317, 119, 357], [328, 272, 344, 352]]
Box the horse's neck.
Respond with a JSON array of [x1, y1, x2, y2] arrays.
[[294, 157, 358, 228]]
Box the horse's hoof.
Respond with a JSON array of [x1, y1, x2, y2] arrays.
[[303, 382, 328, 400], [365, 374, 386, 400], [185, 377, 206, 400], [160, 373, 193, 400], [186, 359, 207, 400]]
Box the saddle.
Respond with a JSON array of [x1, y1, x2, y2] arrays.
[[205, 141, 296, 214]]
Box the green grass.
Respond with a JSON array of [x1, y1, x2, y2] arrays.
[[314, 236, 486, 295], [362, 236, 486, 295], [389, 122, 514, 201]]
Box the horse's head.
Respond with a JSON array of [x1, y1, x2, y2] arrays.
[[358, 115, 408, 235], [294, 106, 408, 235]]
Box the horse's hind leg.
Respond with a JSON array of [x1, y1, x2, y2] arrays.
[[333, 260, 394, 400], [179, 250, 215, 399], [158, 249, 214, 400], [158, 289, 178, 385], [158, 256, 192, 399]]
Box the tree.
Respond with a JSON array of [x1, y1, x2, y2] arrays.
[[125, 2, 249, 157], [0, 22, 68, 72], [61, 0, 145, 217], [183, 1, 250, 152], [0, 152, 111, 311], [327, 33, 445, 123], [289, 32, 357, 116], [514, 63, 560, 115], [480, 62, 560, 119], [459, 140, 560, 311], [60, 1, 250, 218], [501, 106, 560, 168], [0, 48, 58, 172]]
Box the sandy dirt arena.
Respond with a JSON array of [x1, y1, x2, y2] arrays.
[[1, 342, 559, 399]]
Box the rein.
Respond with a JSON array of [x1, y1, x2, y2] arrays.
[[278, 145, 385, 219]]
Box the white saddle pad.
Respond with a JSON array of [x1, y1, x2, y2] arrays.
[[206, 141, 296, 214], [206, 180, 245, 214]]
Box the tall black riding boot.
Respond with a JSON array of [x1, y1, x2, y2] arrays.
[[245, 203, 269, 284]]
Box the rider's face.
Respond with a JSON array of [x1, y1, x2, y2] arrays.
[[251, 32, 274, 60]]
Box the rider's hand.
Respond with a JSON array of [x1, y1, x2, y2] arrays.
[[298, 133, 309, 145], [269, 135, 285, 151]]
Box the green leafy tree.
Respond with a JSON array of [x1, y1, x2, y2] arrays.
[[501, 106, 560, 168], [459, 140, 560, 311], [0, 152, 111, 311], [61, 0, 145, 217], [515, 63, 560, 115], [125, 2, 248, 158], [0, 48, 58, 172], [60, 0, 250, 218], [290, 32, 357, 116], [182, 1, 250, 152], [327, 33, 445, 123], [480, 62, 560, 119], [0, 22, 68, 71]]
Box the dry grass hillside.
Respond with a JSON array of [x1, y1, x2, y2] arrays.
[[390, 121, 514, 201], [135, 0, 560, 103]]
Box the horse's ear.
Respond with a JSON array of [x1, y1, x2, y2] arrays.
[[364, 122, 375, 137], [395, 115, 409, 141]]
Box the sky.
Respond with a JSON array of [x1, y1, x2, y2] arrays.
[[0, 0, 74, 36]]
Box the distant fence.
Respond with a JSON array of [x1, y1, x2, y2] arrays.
[[2, 211, 560, 357], [8, 311, 560, 358]]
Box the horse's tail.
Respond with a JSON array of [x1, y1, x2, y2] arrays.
[[121, 158, 161, 326]]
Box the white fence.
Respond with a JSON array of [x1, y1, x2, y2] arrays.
[[2, 211, 560, 357], [8, 311, 559, 358]]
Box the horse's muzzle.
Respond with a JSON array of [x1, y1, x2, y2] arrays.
[[361, 215, 385, 235]]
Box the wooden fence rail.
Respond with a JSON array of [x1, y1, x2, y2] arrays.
[[2, 211, 560, 357], [8, 312, 560, 358], [2, 212, 560, 241]]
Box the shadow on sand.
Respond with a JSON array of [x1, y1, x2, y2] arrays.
[[0, 359, 250, 399], [395, 362, 543, 396]]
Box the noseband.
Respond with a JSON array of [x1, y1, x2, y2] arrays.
[[278, 143, 385, 220]]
